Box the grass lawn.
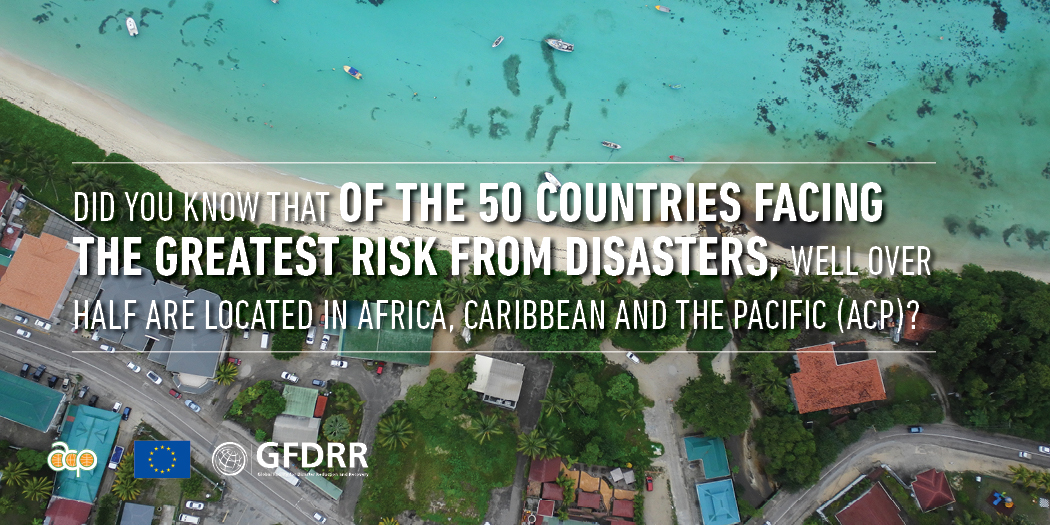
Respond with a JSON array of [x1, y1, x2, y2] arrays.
[[954, 472, 1050, 523], [355, 406, 517, 525], [885, 366, 934, 403], [18, 201, 50, 236]]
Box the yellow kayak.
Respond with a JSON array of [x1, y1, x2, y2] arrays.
[[655, 5, 671, 12], [343, 65, 362, 79]]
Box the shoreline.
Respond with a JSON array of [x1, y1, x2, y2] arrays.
[[1, 47, 1046, 283]]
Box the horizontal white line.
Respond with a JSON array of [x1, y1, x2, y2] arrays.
[[72, 350, 936, 354], [72, 161, 936, 165]]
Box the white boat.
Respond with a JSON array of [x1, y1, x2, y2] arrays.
[[544, 38, 574, 52], [543, 172, 562, 190], [601, 141, 621, 150], [126, 17, 138, 37], [492, 36, 504, 48]]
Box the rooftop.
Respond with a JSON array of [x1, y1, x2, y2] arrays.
[[336, 300, 433, 366], [468, 354, 525, 404], [696, 478, 741, 525], [790, 342, 886, 414], [901, 313, 949, 343], [529, 457, 563, 483], [272, 415, 320, 445], [912, 469, 955, 512], [683, 435, 730, 479], [53, 405, 122, 502], [282, 385, 320, 418], [576, 491, 601, 509], [0, 232, 78, 319], [835, 482, 906, 525], [542, 482, 564, 501], [43, 497, 94, 525], [0, 370, 65, 432], [611, 497, 634, 518], [537, 499, 556, 517], [304, 470, 344, 499], [118, 502, 155, 525]]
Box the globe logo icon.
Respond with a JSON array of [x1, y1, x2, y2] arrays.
[[212, 442, 248, 477]]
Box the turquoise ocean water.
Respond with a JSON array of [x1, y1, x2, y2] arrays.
[[0, 0, 1048, 268]]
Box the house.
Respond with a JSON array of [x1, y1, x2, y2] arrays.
[[896, 312, 949, 344], [335, 300, 433, 366], [42, 498, 93, 525], [468, 354, 525, 409], [576, 491, 601, 510], [272, 415, 321, 445], [529, 457, 563, 483], [911, 469, 955, 512], [537, 499, 556, 517], [683, 436, 730, 479], [0, 232, 78, 320], [282, 385, 320, 418], [610, 498, 634, 519], [696, 478, 741, 525], [789, 342, 886, 414], [542, 482, 564, 501], [0, 370, 65, 433], [51, 405, 122, 503], [118, 502, 155, 525], [835, 482, 906, 525]]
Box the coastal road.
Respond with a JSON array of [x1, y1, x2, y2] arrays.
[[760, 423, 1050, 524], [0, 320, 322, 525]]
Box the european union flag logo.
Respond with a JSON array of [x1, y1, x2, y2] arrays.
[[134, 441, 191, 479]]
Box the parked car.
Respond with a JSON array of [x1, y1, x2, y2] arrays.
[[319, 334, 331, 351], [14, 314, 27, 324], [311, 379, 326, 387], [646, 475, 653, 491], [127, 362, 141, 373], [169, 389, 182, 399], [184, 399, 201, 413], [626, 352, 641, 364], [121, 406, 131, 421], [281, 372, 299, 383], [1019, 451, 1032, 459], [88, 395, 99, 407], [32, 364, 46, 381], [178, 515, 200, 524], [34, 319, 52, 330], [146, 370, 163, 385], [100, 344, 115, 352], [19, 363, 30, 378], [306, 326, 317, 345], [227, 356, 242, 366], [908, 426, 924, 433], [15, 328, 31, 339], [242, 329, 250, 340], [312, 512, 327, 524], [47, 375, 59, 388], [112, 401, 123, 412], [185, 501, 205, 511], [330, 359, 347, 368], [108, 446, 124, 469], [61, 377, 70, 390], [78, 384, 89, 398], [91, 330, 101, 341], [1039, 445, 1050, 454], [376, 361, 385, 375]]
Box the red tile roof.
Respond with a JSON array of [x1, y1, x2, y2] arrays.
[[912, 469, 954, 512], [542, 482, 564, 501], [576, 491, 601, 509], [0, 233, 79, 319], [529, 457, 562, 483], [611, 498, 634, 518], [901, 313, 948, 343], [835, 483, 905, 525], [537, 499, 556, 517], [0, 224, 21, 250], [790, 343, 886, 414], [313, 395, 328, 418], [44, 497, 93, 525], [0, 182, 20, 214], [608, 521, 634, 525]]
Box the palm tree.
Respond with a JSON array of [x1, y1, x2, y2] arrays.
[[323, 414, 352, 442], [471, 413, 503, 444], [0, 137, 14, 161], [538, 427, 561, 459], [594, 272, 619, 297], [315, 274, 343, 301], [30, 155, 65, 199], [617, 397, 648, 421], [111, 476, 141, 501], [376, 415, 413, 449], [442, 278, 469, 305], [504, 274, 536, 299], [564, 387, 582, 412], [261, 273, 287, 294], [378, 518, 400, 525], [0, 496, 12, 514], [215, 362, 239, 386], [540, 388, 569, 419], [517, 429, 545, 459], [614, 283, 641, 303], [21, 476, 53, 502], [464, 273, 489, 300], [16, 142, 37, 167], [239, 272, 263, 291], [558, 275, 584, 295], [1009, 465, 1034, 488], [1, 462, 29, 487], [796, 274, 825, 298]]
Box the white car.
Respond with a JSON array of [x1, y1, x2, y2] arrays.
[[146, 371, 163, 385], [242, 330, 250, 340], [34, 319, 52, 330], [330, 359, 348, 368], [185, 501, 205, 511], [319, 334, 331, 351], [91, 330, 101, 341], [101, 344, 115, 352], [626, 352, 641, 364], [281, 372, 299, 383], [1019, 451, 1032, 459], [127, 362, 141, 373], [1039, 445, 1050, 454], [112, 401, 123, 412], [14, 314, 27, 324], [15, 328, 31, 338], [312, 512, 327, 524]]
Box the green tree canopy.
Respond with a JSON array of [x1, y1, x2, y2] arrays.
[[674, 372, 752, 437], [752, 415, 821, 489], [405, 369, 474, 421]]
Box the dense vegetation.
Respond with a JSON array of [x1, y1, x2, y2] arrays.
[[0, 444, 52, 525], [674, 372, 752, 437]]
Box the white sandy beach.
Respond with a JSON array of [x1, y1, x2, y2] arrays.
[[1, 48, 1047, 283]]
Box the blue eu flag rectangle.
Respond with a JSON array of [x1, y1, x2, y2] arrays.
[[134, 440, 191, 479]]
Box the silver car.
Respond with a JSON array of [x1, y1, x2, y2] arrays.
[[184, 399, 201, 413]]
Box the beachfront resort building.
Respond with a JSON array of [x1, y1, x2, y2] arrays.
[[788, 341, 887, 414]]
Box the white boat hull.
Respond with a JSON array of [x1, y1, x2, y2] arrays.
[[126, 17, 138, 36], [544, 172, 562, 190]]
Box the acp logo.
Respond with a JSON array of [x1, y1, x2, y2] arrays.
[[47, 442, 98, 477]]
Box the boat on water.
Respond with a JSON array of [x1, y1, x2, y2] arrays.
[[125, 17, 138, 37], [655, 5, 672, 12], [669, 155, 685, 162], [543, 172, 562, 190], [343, 65, 362, 79], [545, 38, 574, 52], [601, 141, 621, 150], [668, 84, 683, 89], [492, 36, 504, 48]]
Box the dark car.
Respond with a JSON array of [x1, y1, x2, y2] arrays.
[[169, 389, 182, 399], [19, 363, 30, 378], [88, 395, 99, 407], [646, 475, 654, 491], [376, 361, 385, 375], [47, 375, 59, 388], [32, 364, 46, 381], [227, 357, 242, 366], [121, 407, 131, 421], [311, 379, 326, 387], [908, 426, 924, 433]]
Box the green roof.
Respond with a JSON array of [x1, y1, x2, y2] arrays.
[[304, 469, 343, 499], [683, 436, 730, 479], [696, 479, 741, 525], [282, 386, 319, 418], [54, 405, 122, 502], [338, 300, 433, 366], [0, 370, 64, 432]]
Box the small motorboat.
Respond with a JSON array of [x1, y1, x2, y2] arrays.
[[866, 141, 878, 147], [668, 84, 683, 89], [126, 17, 138, 37], [492, 36, 504, 48], [343, 65, 362, 79], [655, 5, 672, 12], [601, 141, 622, 150], [545, 38, 574, 52], [544, 172, 562, 190], [669, 155, 685, 162]]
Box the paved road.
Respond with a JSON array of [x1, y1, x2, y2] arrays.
[[0, 321, 324, 525], [761, 423, 1050, 524]]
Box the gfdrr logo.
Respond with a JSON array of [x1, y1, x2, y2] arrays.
[[210, 441, 368, 477], [47, 442, 98, 477]]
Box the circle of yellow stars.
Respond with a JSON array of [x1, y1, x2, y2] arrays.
[[148, 444, 178, 474]]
